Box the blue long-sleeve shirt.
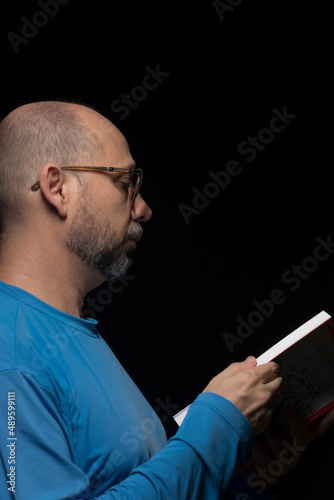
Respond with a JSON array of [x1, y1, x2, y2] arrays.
[[0, 280, 273, 499]]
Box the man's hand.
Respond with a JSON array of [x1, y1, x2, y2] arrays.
[[203, 356, 283, 436]]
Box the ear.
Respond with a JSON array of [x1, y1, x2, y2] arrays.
[[38, 163, 68, 218]]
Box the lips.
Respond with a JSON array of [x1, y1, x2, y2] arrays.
[[129, 233, 142, 242], [126, 224, 143, 243]]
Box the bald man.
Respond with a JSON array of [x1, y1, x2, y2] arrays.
[[0, 101, 320, 499]]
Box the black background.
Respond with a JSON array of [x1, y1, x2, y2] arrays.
[[1, 1, 334, 497]]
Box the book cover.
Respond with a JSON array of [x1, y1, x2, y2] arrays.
[[173, 311, 334, 427], [258, 311, 334, 428]]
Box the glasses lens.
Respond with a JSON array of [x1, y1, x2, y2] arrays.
[[131, 173, 138, 187], [130, 172, 140, 202]]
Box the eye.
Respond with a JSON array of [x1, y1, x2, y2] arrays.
[[121, 182, 132, 193], [122, 174, 136, 189], [114, 172, 136, 200], [118, 178, 135, 200]]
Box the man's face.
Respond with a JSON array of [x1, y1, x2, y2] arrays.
[[67, 193, 143, 280], [65, 114, 149, 280]]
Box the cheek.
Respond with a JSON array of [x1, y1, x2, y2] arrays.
[[92, 183, 131, 233], [107, 208, 132, 241]]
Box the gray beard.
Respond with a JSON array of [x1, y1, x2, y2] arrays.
[[67, 199, 142, 280]]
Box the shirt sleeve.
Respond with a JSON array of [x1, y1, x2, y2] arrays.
[[0, 370, 254, 500]]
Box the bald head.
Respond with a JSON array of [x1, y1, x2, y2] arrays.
[[0, 101, 109, 231]]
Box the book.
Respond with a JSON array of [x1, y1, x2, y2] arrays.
[[174, 311, 334, 428]]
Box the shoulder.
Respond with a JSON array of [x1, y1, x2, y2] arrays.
[[0, 288, 64, 390], [0, 287, 21, 371]]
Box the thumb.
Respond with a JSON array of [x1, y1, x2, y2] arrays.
[[219, 356, 258, 380], [245, 355, 257, 365]]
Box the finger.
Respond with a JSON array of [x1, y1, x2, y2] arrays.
[[255, 361, 281, 384], [263, 374, 284, 397], [244, 355, 258, 366], [218, 356, 258, 380], [203, 356, 258, 393]]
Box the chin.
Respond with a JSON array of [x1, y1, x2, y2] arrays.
[[102, 255, 133, 281]]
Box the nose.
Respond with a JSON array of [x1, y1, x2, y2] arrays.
[[131, 194, 152, 222]]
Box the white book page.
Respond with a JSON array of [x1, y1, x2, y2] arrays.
[[256, 311, 331, 365], [174, 405, 190, 426]]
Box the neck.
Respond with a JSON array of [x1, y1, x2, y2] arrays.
[[0, 232, 103, 318]]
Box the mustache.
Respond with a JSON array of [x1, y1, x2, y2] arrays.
[[125, 223, 143, 239]]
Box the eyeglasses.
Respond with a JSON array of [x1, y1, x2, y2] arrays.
[[30, 166, 143, 205]]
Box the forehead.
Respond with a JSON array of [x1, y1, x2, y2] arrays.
[[101, 122, 133, 165], [76, 105, 133, 166]]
